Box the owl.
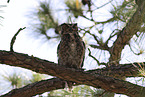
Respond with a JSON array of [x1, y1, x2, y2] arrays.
[[57, 23, 85, 69]]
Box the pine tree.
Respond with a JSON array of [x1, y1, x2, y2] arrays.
[[0, 0, 145, 96]]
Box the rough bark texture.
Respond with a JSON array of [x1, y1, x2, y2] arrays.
[[1, 78, 65, 97], [109, 1, 145, 64], [0, 50, 145, 97], [88, 63, 142, 79]]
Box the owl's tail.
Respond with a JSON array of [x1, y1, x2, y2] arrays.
[[65, 81, 74, 91]]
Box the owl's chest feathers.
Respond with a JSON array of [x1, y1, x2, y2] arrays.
[[70, 42, 76, 53], [64, 33, 75, 49], [68, 34, 78, 52], [62, 34, 80, 53]]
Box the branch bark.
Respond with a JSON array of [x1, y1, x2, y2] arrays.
[[88, 63, 143, 79], [1, 78, 65, 97], [109, 1, 145, 64], [0, 50, 145, 97]]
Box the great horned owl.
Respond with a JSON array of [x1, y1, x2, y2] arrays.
[[57, 23, 85, 69]]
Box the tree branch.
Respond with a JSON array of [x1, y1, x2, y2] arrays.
[[109, 1, 145, 64], [87, 31, 110, 51], [88, 63, 144, 79], [10, 27, 26, 52], [0, 50, 145, 96], [1, 78, 65, 97]]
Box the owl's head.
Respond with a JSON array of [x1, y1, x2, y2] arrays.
[[60, 23, 78, 35]]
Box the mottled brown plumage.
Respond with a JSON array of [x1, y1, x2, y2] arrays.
[[57, 23, 85, 69], [57, 23, 85, 90]]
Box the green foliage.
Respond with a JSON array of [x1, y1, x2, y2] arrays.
[[110, 0, 136, 23], [65, 0, 83, 18], [47, 85, 115, 97], [32, 1, 59, 40], [29, 73, 45, 83], [38, 1, 58, 29], [48, 85, 96, 96], [2, 72, 23, 88], [1, 69, 45, 94]]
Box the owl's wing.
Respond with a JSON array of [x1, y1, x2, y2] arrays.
[[81, 41, 86, 68], [57, 42, 60, 64]]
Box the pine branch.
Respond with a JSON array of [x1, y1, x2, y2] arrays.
[[1, 78, 66, 97], [87, 62, 144, 79], [109, 1, 145, 64], [10, 27, 26, 52], [0, 50, 145, 96]]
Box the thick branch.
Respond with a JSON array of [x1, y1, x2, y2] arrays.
[[1, 78, 65, 97], [109, 1, 145, 64], [2, 63, 144, 97], [90, 44, 110, 51], [0, 50, 145, 96], [88, 63, 144, 79], [0, 50, 143, 78]]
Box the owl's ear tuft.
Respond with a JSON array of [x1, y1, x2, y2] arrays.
[[74, 23, 77, 26], [61, 23, 67, 26], [73, 23, 78, 31], [60, 23, 68, 31], [73, 23, 78, 28]]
